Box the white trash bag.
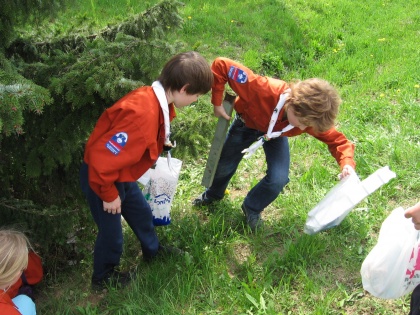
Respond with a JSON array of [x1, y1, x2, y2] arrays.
[[138, 157, 182, 226], [360, 207, 420, 299], [304, 166, 396, 235]]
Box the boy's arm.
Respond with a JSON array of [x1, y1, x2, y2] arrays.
[[210, 57, 257, 107], [210, 57, 231, 107], [103, 196, 122, 214], [213, 105, 231, 120], [340, 164, 355, 178], [87, 119, 149, 202], [309, 127, 356, 170], [405, 202, 420, 230]]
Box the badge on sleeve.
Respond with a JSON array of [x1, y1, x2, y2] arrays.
[[106, 132, 128, 155], [228, 66, 248, 83]]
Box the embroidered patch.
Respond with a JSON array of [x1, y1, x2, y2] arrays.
[[228, 66, 248, 83], [106, 132, 128, 155]]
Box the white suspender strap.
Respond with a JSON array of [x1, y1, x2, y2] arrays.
[[241, 90, 294, 159], [152, 81, 176, 162], [152, 81, 172, 147]]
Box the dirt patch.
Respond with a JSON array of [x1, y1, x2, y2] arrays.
[[226, 242, 252, 278]]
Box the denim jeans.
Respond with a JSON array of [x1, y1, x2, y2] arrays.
[[205, 114, 290, 213], [80, 163, 159, 281], [410, 284, 420, 315]]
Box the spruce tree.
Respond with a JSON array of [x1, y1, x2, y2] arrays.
[[0, 0, 71, 137], [0, 0, 184, 256]]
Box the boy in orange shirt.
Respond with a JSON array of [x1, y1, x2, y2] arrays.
[[194, 57, 355, 231], [80, 51, 213, 291]]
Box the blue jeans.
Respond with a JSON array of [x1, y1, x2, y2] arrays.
[[205, 114, 290, 213], [80, 163, 159, 281], [410, 284, 420, 315]]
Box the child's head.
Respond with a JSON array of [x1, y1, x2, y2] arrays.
[[287, 78, 341, 132], [158, 51, 213, 95], [0, 229, 31, 289]]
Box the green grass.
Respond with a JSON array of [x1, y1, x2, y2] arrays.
[[31, 0, 420, 314]]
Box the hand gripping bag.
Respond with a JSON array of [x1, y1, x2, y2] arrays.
[[360, 207, 420, 299], [139, 157, 182, 226]]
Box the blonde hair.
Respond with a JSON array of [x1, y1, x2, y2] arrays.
[[0, 229, 31, 288], [287, 78, 342, 132]]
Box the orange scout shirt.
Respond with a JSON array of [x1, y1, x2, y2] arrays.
[[83, 86, 176, 202], [211, 57, 355, 170], [7, 252, 43, 299], [0, 252, 42, 315], [0, 291, 21, 315]]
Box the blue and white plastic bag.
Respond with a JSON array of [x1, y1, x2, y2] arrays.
[[139, 157, 182, 226]]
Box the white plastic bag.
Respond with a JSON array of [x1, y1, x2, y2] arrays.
[[361, 207, 420, 299], [139, 157, 182, 226], [304, 166, 396, 235]]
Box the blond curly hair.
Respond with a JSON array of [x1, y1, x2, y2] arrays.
[[287, 78, 342, 132]]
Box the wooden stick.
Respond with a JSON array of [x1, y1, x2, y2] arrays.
[[201, 92, 236, 188]]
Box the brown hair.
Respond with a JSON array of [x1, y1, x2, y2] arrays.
[[287, 78, 341, 132], [158, 51, 214, 95], [0, 229, 31, 289]]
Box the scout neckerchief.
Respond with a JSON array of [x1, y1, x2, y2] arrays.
[[241, 90, 295, 159], [152, 81, 173, 148], [152, 81, 176, 167]]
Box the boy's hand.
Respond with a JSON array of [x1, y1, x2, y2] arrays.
[[404, 202, 420, 230], [339, 164, 355, 180], [214, 105, 231, 120], [103, 196, 122, 214]]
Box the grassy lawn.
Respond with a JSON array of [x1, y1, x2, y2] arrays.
[[32, 0, 419, 314]]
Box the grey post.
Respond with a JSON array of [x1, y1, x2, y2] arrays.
[[201, 92, 236, 188]]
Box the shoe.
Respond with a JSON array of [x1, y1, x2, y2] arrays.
[[91, 270, 133, 292], [241, 204, 264, 231], [192, 192, 215, 207], [143, 244, 184, 262]]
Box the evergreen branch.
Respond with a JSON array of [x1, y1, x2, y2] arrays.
[[0, 0, 69, 49], [0, 83, 30, 93], [1, 0, 184, 209], [72, 37, 177, 74], [0, 61, 52, 136], [0, 199, 78, 216], [6, 0, 184, 61]]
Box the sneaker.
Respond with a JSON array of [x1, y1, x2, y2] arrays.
[[143, 244, 184, 262], [241, 204, 264, 231], [91, 270, 133, 292], [192, 192, 215, 207]]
